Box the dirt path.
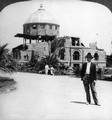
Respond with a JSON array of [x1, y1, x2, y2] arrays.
[[0, 72, 112, 120]]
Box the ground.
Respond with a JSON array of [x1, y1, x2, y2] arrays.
[[0, 72, 112, 120]]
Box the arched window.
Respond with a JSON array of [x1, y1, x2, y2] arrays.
[[94, 52, 99, 60], [73, 51, 80, 60]]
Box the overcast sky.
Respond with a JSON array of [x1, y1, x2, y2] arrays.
[[0, 0, 112, 54]]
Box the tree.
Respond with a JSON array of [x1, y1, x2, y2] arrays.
[[34, 37, 66, 73], [0, 44, 17, 72], [51, 37, 65, 56], [106, 54, 112, 67], [19, 37, 66, 73]]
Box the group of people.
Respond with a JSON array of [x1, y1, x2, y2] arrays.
[[45, 64, 54, 75]]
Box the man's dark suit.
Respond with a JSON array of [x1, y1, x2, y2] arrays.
[[81, 62, 98, 104], [81, 62, 96, 81]]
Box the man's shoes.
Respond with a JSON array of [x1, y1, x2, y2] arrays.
[[95, 103, 101, 106]]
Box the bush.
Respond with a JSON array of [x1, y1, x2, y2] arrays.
[[73, 66, 80, 77]]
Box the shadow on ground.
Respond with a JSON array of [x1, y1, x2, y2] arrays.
[[70, 101, 95, 105]]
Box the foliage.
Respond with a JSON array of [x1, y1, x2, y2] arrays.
[[0, 44, 17, 72], [18, 37, 66, 74], [51, 37, 65, 55], [16, 37, 67, 74], [40, 37, 66, 72], [17, 54, 62, 73], [73, 66, 81, 77], [106, 54, 112, 67], [0, 44, 17, 93], [36, 54, 60, 71]]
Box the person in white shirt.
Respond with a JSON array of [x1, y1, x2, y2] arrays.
[[50, 66, 55, 75], [81, 53, 100, 106], [45, 64, 49, 75]]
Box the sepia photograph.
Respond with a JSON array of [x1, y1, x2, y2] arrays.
[[0, 0, 112, 120]]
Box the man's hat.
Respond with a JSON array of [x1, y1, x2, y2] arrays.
[[85, 53, 93, 59]]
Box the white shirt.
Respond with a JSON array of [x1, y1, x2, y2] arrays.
[[45, 65, 49, 74], [50, 67, 54, 75], [86, 62, 91, 74]]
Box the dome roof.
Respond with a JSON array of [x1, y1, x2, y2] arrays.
[[25, 4, 59, 25]]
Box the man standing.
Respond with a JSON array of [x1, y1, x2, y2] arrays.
[[81, 53, 100, 106]]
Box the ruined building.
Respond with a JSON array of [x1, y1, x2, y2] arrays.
[[12, 4, 106, 70]]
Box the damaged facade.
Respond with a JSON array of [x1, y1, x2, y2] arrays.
[[59, 36, 106, 70], [12, 4, 106, 70]]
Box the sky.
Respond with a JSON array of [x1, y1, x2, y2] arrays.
[[0, 0, 112, 12], [0, 0, 112, 54]]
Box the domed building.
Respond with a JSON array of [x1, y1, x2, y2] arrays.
[[13, 4, 60, 62], [12, 4, 106, 73], [23, 4, 59, 39]]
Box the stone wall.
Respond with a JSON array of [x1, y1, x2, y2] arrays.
[[28, 42, 49, 57], [59, 36, 106, 69]]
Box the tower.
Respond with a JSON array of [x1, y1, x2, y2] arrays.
[[23, 4, 60, 44], [14, 4, 60, 62]]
